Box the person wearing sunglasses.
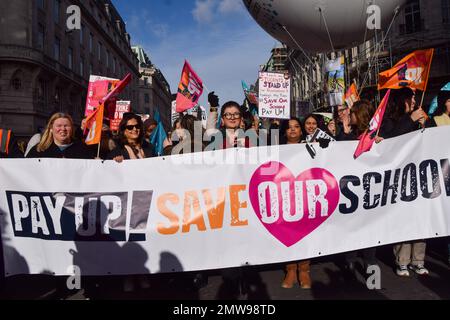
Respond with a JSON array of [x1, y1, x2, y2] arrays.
[[107, 113, 155, 163]]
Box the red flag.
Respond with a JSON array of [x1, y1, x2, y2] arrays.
[[176, 60, 203, 113], [99, 73, 132, 105], [378, 49, 434, 91], [84, 76, 120, 117], [84, 103, 104, 145], [354, 89, 391, 159]]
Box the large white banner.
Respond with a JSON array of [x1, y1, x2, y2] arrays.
[[1, 127, 450, 276]]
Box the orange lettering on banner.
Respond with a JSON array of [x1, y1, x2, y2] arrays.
[[156, 193, 180, 235], [182, 191, 207, 233], [229, 185, 248, 227], [202, 188, 226, 230]]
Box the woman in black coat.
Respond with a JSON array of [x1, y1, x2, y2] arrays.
[[378, 88, 430, 277], [27, 113, 94, 159], [107, 113, 155, 162], [379, 88, 428, 139]]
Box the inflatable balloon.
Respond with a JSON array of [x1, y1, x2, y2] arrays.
[[243, 0, 407, 53]]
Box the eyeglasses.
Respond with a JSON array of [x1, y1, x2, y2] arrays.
[[223, 112, 241, 120], [125, 124, 140, 131]]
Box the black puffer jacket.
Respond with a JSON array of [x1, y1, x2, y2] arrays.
[[27, 141, 95, 159]]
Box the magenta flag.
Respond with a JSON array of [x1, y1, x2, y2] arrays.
[[354, 89, 391, 159], [176, 60, 204, 113]]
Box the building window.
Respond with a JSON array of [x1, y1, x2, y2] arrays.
[[37, 79, 48, 104], [54, 0, 60, 24], [80, 58, 84, 76], [113, 58, 116, 73], [144, 77, 148, 86], [37, 24, 45, 50], [443, 0, 450, 23], [55, 87, 62, 111], [37, 0, 45, 10], [404, 0, 421, 34], [106, 50, 110, 68], [68, 47, 73, 70], [11, 78, 22, 91], [54, 37, 60, 61], [89, 33, 93, 53], [90, 63, 93, 75], [98, 42, 102, 61], [144, 94, 150, 104]]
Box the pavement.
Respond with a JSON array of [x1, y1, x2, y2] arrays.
[[1, 238, 449, 300]]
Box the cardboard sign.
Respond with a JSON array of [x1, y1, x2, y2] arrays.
[[258, 72, 291, 120], [110, 101, 131, 131]]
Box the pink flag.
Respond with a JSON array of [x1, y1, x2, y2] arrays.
[[176, 60, 204, 113], [354, 89, 391, 159]]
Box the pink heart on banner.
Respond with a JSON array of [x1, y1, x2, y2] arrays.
[[249, 162, 340, 247]]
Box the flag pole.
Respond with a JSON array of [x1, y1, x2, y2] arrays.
[[97, 142, 101, 159], [420, 49, 434, 109]]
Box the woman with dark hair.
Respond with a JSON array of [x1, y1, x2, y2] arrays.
[[379, 88, 427, 139], [27, 113, 94, 159], [335, 100, 380, 276], [107, 113, 155, 162], [280, 117, 304, 144], [279, 117, 312, 290], [378, 88, 430, 277], [337, 99, 376, 141], [303, 114, 320, 141]]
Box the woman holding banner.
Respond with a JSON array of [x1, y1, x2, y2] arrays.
[[335, 100, 380, 277], [379, 88, 430, 277], [27, 113, 94, 159], [107, 113, 155, 162], [279, 117, 312, 289], [379, 88, 428, 139]]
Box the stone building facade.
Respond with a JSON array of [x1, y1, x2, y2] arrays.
[[132, 46, 172, 131], [0, 0, 140, 136]]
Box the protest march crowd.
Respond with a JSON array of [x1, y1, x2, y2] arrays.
[[0, 48, 450, 297]]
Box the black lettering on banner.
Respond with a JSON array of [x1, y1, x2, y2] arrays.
[[6, 191, 153, 242], [419, 160, 442, 199], [339, 176, 361, 214], [381, 169, 401, 206], [400, 163, 418, 202], [441, 159, 450, 196], [363, 172, 382, 210]]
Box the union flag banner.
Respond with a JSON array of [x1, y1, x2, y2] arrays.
[[84, 103, 104, 146], [354, 89, 391, 159], [378, 49, 434, 91], [176, 60, 203, 113], [344, 83, 360, 108]]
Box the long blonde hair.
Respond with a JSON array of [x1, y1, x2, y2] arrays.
[[37, 113, 74, 152]]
